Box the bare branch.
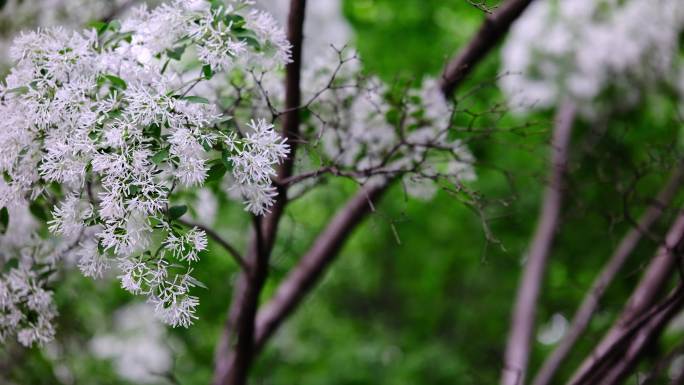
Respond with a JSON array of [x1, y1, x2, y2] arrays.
[[501, 101, 576, 385], [253, 180, 389, 351], [531, 164, 684, 385], [440, 0, 536, 98], [569, 210, 684, 384], [568, 284, 684, 385]]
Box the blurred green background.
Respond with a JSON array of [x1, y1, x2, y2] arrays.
[[3, 0, 684, 384]]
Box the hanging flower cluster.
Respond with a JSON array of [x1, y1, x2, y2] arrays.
[[500, 0, 684, 115], [0, 0, 291, 344]]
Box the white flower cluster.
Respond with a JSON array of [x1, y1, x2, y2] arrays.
[[0, 0, 290, 339], [227, 119, 290, 215], [0, 261, 57, 347], [317, 71, 476, 199], [0, 0, 165, 74], [501, 0, 684, 115]]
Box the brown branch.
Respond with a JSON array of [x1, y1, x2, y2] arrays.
[[220, 216, 269, 385], [531, 164, 684, 385], [568, 210, 684, 385], [212, 2, 307, 384], [440, 0, 536, 98], [567, 284, 684, 385], [501, 101, 576, 385], [236, 0, 537, 365], [253, 180, 389, 352]]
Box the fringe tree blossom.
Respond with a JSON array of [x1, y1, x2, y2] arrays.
[[0, 0, 290, 342], [500, 0, 684, 115]]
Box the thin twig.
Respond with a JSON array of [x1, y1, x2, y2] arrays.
[[177, 218, 248, 272]]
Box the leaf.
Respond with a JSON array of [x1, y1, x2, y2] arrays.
[[166, 45, 186, 60], [202, 64, 214, 80], [87, 21, 109, 35], [151, 148, 169, 164], [147, 123, 162, 139], [224, 14, 246, 28], [205, 163, 227, 184], [0, 0, 7, 10], [181, 95, 210, 104], [128, 185, 140, 195], [29, 202, 48, 221], [6, 86, 29, 95], [104, 74, 127, 90], [186, 275, 208, 290], [235, 30, 261, 50], [168, 205, 188, 220], [0, 207, 8, 235]]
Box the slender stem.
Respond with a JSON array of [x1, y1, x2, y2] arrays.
[[501, 101, 576, 385]]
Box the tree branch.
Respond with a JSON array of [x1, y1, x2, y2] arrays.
[[237, 0, 538, 363], [440, 0, 536, 98], [501, 100, 576, 385], [568, 284, 684, 385], [212, 2, 307, 384], [568, 209, 684, 385], [253, 180, 389, 352], [531, 164, 684, 385]]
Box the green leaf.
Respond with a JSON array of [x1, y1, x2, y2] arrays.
[[224, 14, 246, 28], [235, 30, 261, 49], [202, 64, 214, 80], [205, 163, 227, 184], [186, 275, 208, 289], [87, 21, 109, 35], [0, 207, 9, 235], [168, 205, 188, 220], [108, 20, 121, 32], [151, 148, 169, 164], [29, 202, 48, 221], [129, 185, 140, 195], [6, 86, 29, 95], [166, 45, 186, 60], [146, 123, 162, 139], [181, 95, 210, 104], [104, 74, 127, 90]]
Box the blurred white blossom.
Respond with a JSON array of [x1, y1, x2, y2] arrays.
[[501, 0, 684, 116]]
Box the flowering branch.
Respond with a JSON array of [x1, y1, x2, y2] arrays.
[[213, 2, 307, 385]]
